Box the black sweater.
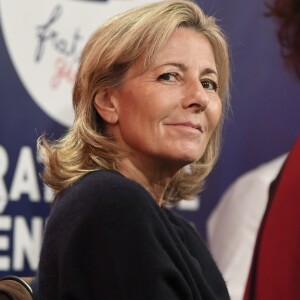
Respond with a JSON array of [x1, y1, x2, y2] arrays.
[[36, 170, 229, 300]]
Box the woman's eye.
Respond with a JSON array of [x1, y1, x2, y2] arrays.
[[201, 79, 218, 91], [157, 72, 178, 82]]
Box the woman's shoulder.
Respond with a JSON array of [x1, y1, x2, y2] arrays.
[[73, 169, 136, 191], [163, 208, 209, 254], [163, 208, 199, 235], [44, 170, 167, 249], [52, 169, 158, 219]]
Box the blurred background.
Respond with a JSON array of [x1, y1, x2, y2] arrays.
[[0, 0, 299, 277]]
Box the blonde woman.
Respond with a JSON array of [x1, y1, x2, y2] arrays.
[[36, 1, 230, 299]]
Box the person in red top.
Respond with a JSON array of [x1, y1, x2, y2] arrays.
[[243, 0, 300, 299]]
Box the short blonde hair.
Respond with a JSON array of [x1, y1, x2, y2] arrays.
[[38, 0, 230, 204]]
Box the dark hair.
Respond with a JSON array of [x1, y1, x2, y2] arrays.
[[267, 0, 300, 78]]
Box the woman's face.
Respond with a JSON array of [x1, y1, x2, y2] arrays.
[[107, 28, 222, 171]]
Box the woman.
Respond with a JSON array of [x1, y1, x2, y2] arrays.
[[36, 0, 230, 299]]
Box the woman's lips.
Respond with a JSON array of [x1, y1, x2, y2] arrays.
[[166, 122, 203, 133], [166, 122, 203, 134]]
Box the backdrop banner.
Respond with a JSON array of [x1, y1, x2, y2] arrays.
[[1, 0, 299, 277]]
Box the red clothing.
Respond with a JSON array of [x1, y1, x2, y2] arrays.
[[244, 137, 300, 300]]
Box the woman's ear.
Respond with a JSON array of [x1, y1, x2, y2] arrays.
[[94, 88, 119, 124]]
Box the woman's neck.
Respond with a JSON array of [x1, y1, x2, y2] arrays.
[[117, 157, 177, 206]]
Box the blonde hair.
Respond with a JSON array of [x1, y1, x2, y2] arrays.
[[38, 0, 230, 204]]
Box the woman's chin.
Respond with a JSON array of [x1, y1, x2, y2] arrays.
[[178, 150, 204, 164], [167, 154, 202, 170]]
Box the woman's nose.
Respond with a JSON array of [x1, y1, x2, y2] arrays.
[[182, 80, 210, 112]]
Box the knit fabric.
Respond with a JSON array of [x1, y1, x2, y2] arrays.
[[36, 170, 229, 300]]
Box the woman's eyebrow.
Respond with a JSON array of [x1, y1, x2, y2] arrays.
[[155, 62, 187, 71], [155, 63, 218, 77], [201, 67, 218, 77]]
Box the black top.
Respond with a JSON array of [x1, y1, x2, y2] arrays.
[[36, 170, 229, 300]]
